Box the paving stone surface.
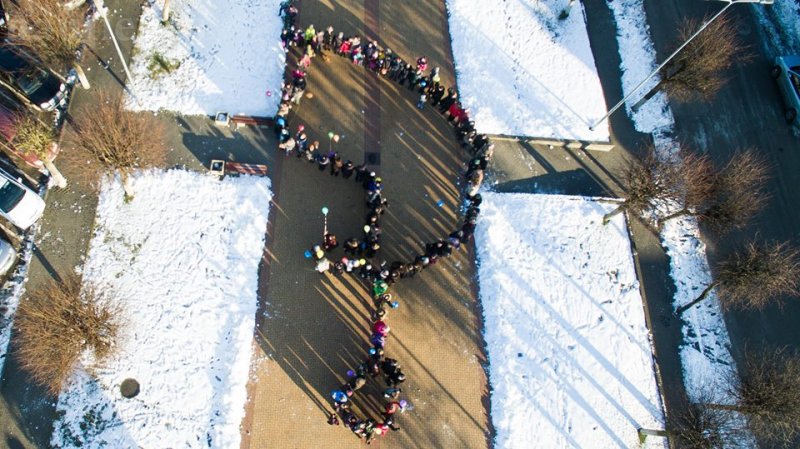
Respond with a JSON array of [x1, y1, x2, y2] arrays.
[[241, 1, 492, 448]]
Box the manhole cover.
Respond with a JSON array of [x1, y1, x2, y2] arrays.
[[120, 378, 140, 398]]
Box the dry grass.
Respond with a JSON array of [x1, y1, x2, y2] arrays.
[[14, 275, 122, 395], [9, 0, 85, 72], [11, 113, 54, 159]]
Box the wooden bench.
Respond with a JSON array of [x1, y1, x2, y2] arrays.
[[230, 115, 271, 128], [223, 161, 268, 176]]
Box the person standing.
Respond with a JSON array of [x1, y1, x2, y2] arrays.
[[342, 160, 355, 178], [318, 152, 330, 171], [331, 154, 343, 176]]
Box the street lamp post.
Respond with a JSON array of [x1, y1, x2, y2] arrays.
[[93, 0, 135, 90], [589, 0, 773, 131]]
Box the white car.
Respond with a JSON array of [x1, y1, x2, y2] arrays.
[[0, 168, 44, 230], [0, 236, 16, 277]]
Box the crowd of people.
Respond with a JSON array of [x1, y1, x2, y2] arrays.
[[276, 1, 492, 443]]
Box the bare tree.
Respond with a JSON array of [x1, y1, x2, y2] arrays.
[[669, 397, 736, 449], [7, 112, 67, 188], [71, 92, 166, 199], [697, 150, 770, 234], [10, 0, 90, 89], [14, 276, 122, 395], [603, 146, 713, 225], [709, 348, 800, 448], [660, 150, 769, 235], [635, 14, 748, 109], [677, 240, 800, 315]]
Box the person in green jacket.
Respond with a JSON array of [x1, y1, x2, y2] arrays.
[[304, 24, 316, 44]]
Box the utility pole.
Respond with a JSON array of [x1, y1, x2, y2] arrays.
[[92, 0, 135, 90], [589, 0, 773, 131]]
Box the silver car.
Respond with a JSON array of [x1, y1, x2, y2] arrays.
[[0, 236, 16, 277], [771, 55, 800, 130]]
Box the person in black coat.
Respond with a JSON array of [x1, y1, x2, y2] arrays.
[[439, 92, 458, 112]]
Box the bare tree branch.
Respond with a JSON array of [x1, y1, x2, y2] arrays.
[[722, 348, 800, 447], [660, 14, 751, 101], [8, 0, 86, 75], [698, 150, 770, 234], [70, 92, 166, 198]]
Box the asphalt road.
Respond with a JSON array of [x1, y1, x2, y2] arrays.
[[645, 0, 800, 358]]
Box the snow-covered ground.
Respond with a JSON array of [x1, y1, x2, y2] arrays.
[[475, 192, 666, 449], [125, 0, 285, 116], [0, 224, 39, 378], [446, 0, 609, 141], [51, 171, 272, 448], [753, 0, 800, 56]]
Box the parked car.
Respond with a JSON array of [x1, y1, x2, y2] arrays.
[[0, 235, 16, 277], [0, 102, 60, 169], [0, 166, 44, 230], [0, 44, 67, 111], [771, 55, 800, 130]]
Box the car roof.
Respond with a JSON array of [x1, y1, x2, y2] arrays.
[[0, 46, 30, 73], [779, 55, 800, 67]]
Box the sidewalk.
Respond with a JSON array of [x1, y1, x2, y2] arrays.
[[241, 1, 491, 448]]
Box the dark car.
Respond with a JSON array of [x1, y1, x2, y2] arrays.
[[0, 45, 66, 111], [771, 55, 800, 131]]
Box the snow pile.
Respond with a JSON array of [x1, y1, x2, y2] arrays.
[[0, 223, 39, 378], [125, 0, 285, 116], [661, 217, 734, 397], [446, 0, 609, 141], [606, 0, 674, 136], [51, 170, 272, 448], [475, 192, 666, 449], [608, 0, 739, 406]]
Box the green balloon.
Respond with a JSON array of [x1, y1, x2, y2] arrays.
[[328, 131, 334, 139]]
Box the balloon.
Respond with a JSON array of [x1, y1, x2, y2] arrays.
[[304, 250, 312, 259], [363, 225, 370, 233], [390, 301, 400, 308], [369, 348, 376, 355], [328, 131, 334, 139], [333, 134, 340, 143], [332, 391, 348, 403], [400, 400, 408, 408], [346, 370, 355, 377], [322, 207, 329, 215]]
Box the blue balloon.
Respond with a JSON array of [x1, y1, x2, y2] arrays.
[[332, 391, 347, 403], [390, 301, 400, 308], [346, 370, 355, 377], [321, 207, 329, 215], [369, 348, 376, 355], [304, 250, 312, 259]]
